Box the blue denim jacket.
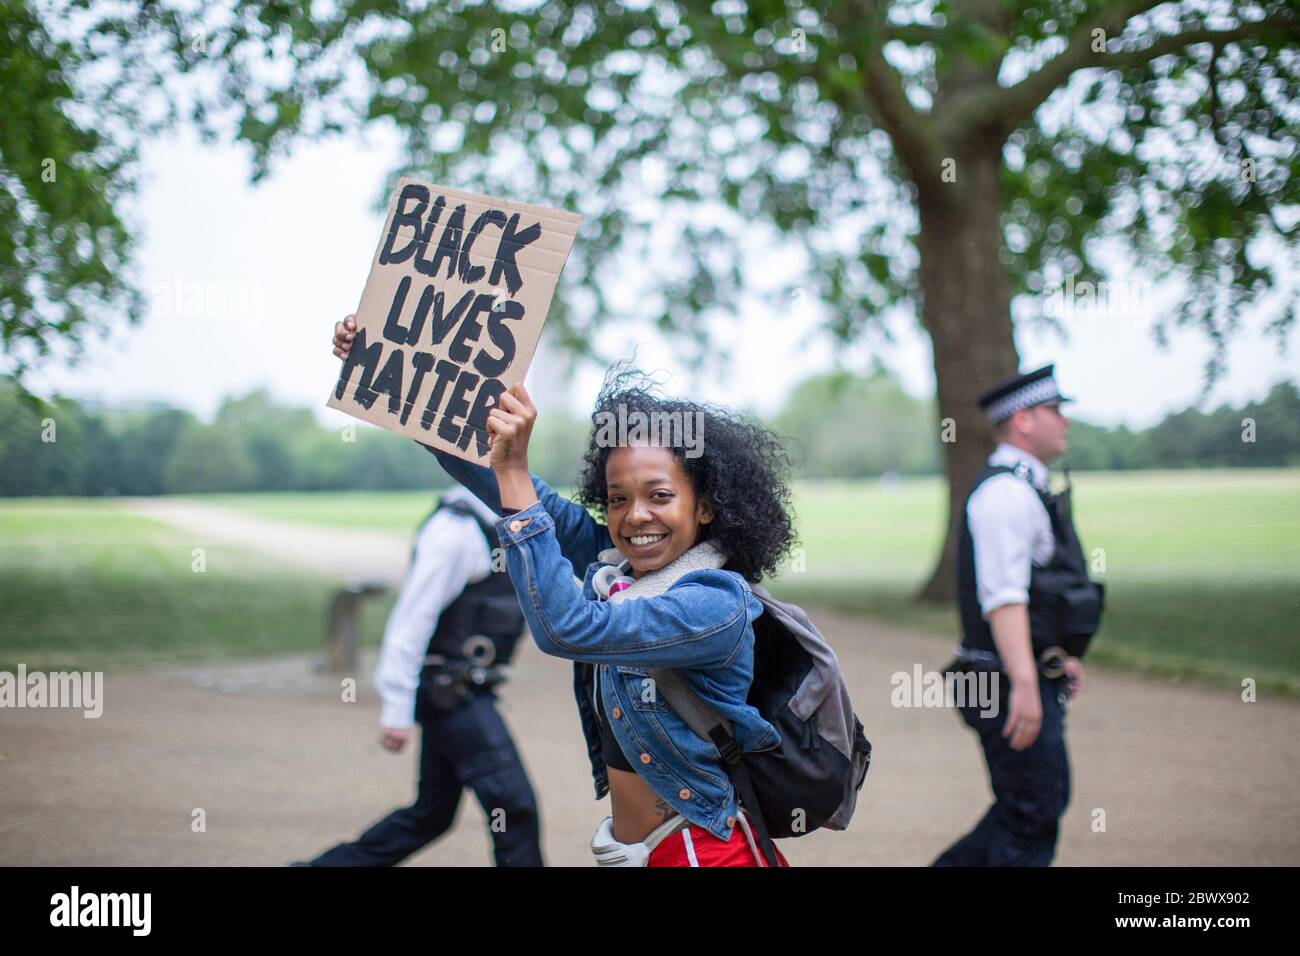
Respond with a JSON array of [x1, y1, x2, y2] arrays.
[[426, 447, 780, 840]]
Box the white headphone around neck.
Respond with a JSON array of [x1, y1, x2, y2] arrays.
[[592, 564, 634, 600]]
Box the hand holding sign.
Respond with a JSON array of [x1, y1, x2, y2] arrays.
[[332, 315, 356, 359], [485, 384, 537, 474], [327, 180, 581, 463]]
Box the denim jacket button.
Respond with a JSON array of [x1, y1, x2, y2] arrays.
[[639, 753, 651, 765], [611, 707, 622, 719], [508, 519, 524, 532], [679, 788, 692, 800], [726, 815, 736, 828]]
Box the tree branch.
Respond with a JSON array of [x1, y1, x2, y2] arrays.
[[839, 1, 947, 190], [1207, 40, 1295, 239], [993, 6, 1298, 136], [885, 23, 946, 45], [860, 47, 948, 186]]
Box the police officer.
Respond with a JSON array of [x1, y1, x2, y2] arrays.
[[933, 365, 1104, 867], [301, 485, 543, 866]]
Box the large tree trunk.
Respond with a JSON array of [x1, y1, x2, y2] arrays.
[[914, 131, 1020, 603]]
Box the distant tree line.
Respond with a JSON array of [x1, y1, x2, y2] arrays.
[[1, 374, 1297, 497], [1061, 383, 1300, 471], [774, 372, 1300, 477], [0, 382, 588, 497]]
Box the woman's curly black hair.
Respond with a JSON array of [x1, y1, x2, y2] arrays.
[[575, 366, 797, 583]]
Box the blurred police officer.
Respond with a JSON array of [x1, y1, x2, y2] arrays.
[[301, 485, 543, 867], [933, 365, 1104, 867]]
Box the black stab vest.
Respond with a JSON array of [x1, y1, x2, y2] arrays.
[[957, 463, 1105, 659], [417, 499, 526, 667]]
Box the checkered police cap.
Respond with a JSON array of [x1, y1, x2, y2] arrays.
[[977, 365, 1072, 424]]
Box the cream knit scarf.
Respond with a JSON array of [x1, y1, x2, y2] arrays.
[[598, 539, 728, 605]]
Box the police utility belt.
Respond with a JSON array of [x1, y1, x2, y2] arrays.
[[421, 636, 509, 711], [950, 645, 1071, 680]]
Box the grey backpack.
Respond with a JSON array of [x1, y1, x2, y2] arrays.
[[649, 586, 872, 866]]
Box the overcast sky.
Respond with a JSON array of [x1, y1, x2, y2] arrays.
[[19, 125, 1297, 431]]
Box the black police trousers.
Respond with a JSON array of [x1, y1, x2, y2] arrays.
[[308, 684, 543, 867], [933, 673, 1071, 867]]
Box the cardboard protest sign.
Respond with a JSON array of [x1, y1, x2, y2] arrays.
[[328, 178, 581, 463]]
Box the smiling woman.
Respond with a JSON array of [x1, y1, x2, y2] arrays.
[[571, 370, 796, 585], [601, 443, 716, 576]]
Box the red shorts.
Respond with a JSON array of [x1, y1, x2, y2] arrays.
[[647, 816, 791, 868]]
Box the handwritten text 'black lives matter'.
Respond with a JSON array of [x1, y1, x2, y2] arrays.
[[334, 184, 542, 456]]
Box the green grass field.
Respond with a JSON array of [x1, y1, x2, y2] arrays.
[[0, 502, 393, 673], [4, 468, 1297, 692]]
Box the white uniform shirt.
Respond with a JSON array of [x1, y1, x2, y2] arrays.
[[966, 443, 1056, 618], [372, 487, 496, 728]]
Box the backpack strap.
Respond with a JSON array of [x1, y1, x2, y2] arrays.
[[645, 669, 780, 868]]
